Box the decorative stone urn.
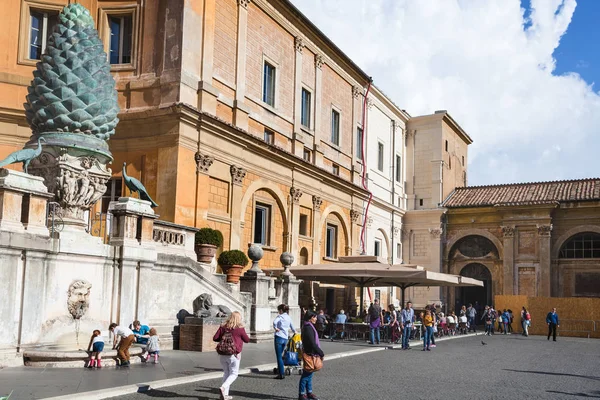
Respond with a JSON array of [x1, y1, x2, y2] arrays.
[[23, 4, 119, 232]]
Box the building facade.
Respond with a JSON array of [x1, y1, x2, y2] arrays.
[[442, 179, 600, 313], [0, 0, 473, 313]]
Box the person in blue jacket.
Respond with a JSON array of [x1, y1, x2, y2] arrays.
[[546, 307, 560, 341]]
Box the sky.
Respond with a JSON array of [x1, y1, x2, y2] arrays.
[[290, 0, 600, 186]]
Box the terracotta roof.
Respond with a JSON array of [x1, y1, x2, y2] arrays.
[[443, 178, 600, 208]]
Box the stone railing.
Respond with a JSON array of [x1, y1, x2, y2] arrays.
[[152, 220, 198, 259]]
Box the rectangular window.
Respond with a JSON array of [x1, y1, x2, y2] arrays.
[[377, 142, 384, 172], [332, 164, 339, 176], [253, 203, 271, 245], [264, 129, 274, 145], [375, 289, 381, 302], [445, 140, 449, 152], [331, 109, 340, 145], [395, 155, 402, 182], [374, 239, 381, 257], [109, 15, 133, 65], [303, 148, 311, 163], [263, 61, 276, 106], [101, 178, 123, 213], [29, 10, 58, 60], [419, 199, 424, 207], [299, 214, 308, 236], [356, 127, 363, 160], [301, 88, 311, 128], [397, 243, 402, 258], [326, 224, 337, 258], [462, 156, 465, 166]]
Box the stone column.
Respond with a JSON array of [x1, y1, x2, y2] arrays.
[[350, 209, 361, 256], [229, 165, 247, 251], [501, 226, 516, 295], [280, 252, 301, 327], [537, 224, 552, 297], [233, 0, 251, 130], [313, 55, 324, 167], [194, 152, 214, 225], [198, 0, 219, 115], [428, 227, 443, 272], [289, 187, 302, 263], [239, 245, 271, 342], [311, 195, 323, 262]]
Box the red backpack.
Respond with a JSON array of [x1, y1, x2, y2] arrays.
[[216, 329, 238, 356], [525, 312, 531, 321]]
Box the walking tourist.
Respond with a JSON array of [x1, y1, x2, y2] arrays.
[[143, 328, 160, 363], [422, 309, 434, 351], [299, 311, 324, 400], [388, 305, 400, 344], [502, 309, 510, 334], [466, 303, 477, 332], [214, 311, 250, 400], [273, 304, 296, 379], [546, 307, 560, 341], [522, 308, 531, 337], [401, 302, 414, 350], [109, 323, 135, 367], [368, 299, 383, 344], [86, 329, 104, 368], [507, 309, 514, 333], [429, 305, 437, 347], [316, 309, 327, 339], [482, 306, 493, 336]]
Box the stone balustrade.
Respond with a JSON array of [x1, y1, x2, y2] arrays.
[[152, 219, 198, 259]]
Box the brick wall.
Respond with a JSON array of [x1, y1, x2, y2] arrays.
[[413, 232, 429, 257], [214, 0, 238, 86], [208, 177, 230, 215], [320, 65, 353, 154]]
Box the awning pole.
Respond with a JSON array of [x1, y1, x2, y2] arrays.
[[401, 285, 406, 307], [359, 286, 364, 317]]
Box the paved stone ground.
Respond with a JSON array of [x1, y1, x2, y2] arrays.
[[112, 335, 600, 400], [0, 340, 388, 399]]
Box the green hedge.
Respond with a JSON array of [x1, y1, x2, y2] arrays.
[[218, 250, 249, 267], [195, 227, 223, 246]]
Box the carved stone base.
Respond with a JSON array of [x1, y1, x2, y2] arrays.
[[28, 142, 111, 232]]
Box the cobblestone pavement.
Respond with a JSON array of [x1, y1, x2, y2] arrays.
[[112, 335, 600, 400]]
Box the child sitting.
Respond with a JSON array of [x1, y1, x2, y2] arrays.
[[86, 329, 104, 368], [144, 328, 160, 363]]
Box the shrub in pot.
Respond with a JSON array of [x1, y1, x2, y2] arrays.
[[217, 250, 249, 284], [195, 228, 223, 263]]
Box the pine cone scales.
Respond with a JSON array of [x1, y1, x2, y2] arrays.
[[24, 3, 119, 141]]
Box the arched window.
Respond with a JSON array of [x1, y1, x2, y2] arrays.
[[559, 233, 600, 259], [299, 247, 309, 265]]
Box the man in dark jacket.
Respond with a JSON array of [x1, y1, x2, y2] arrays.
[[546, 307, 560, 341]]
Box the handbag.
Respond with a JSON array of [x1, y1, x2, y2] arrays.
[[283, 350, 299, 366], [302, 353, 323, 372]]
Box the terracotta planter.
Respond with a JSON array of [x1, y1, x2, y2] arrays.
[[196, 244, 217, 263], [221, 264, 244, 284]]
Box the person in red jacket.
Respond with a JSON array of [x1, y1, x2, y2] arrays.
[[213, 311, 250, 400]]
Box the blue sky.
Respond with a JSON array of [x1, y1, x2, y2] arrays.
[[528, 0, 600, 87]]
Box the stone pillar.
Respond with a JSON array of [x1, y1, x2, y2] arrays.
[[293, 37, 304, 135], [198, 0, 219, 115], [350, 209, 361, 256], [501, 226, 516, 295], [280, 252, 301, 327], [428, 227, 443, 272], [239, 245, 271, 342], [0, 169, 52, 235], [313, 55, 324, 167], [311, 195, 323, 262], [229, 165, 247, 251], [289, 187, 302, 263], [194, 152, 214, 225], [537, 224, 552, 297], [233, 0, 250, 131]]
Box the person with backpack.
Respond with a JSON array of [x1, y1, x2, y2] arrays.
[[522, 307, 531, 337], [273, 304, 296, 379], [367, 299, 383, 345], [213, 311, 250, 400]]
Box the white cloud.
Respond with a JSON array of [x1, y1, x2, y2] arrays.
[[290, 0, 600, 185]]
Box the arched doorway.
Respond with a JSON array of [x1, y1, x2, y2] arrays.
[[457, 263, 492, 312]]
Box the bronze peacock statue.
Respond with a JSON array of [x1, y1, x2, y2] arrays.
[[122, 162, 158, 208], [0, 137, 45, 174]]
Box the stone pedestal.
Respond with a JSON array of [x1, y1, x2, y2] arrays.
[[0, 169, 52, 235], [108, 197, 157, 247], [179, 317, 225, 352]]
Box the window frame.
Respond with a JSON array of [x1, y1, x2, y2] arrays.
[[299, 214, 309, 237], [331, 108, 341, 146], [262, 57, 278, 108], [374, 239, 381, 257], [18, 1, 63, 66], [303, 148, 311, 163], [395, 154, 402, 182], [264, 129, 274, 145], [98, 6, 139, 71], [101, 178, 123, 214], [325, 223, 338, 259], [559, 233, 600, 259], [332, 164, 340, 176], [377, 142, 384, 172], [252, 202, 272, 246], [300, 87, 312, 129], [356, 127, 364, 160]]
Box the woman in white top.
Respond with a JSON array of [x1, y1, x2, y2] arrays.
[[273, 304, 296, 380]]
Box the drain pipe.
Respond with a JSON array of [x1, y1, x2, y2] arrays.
[[359, 78, 373, 254]]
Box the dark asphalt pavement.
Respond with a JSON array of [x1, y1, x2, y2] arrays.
[[112, 334, 600, 400]]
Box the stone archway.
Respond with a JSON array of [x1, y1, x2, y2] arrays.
[[456, 263, 493, 314]]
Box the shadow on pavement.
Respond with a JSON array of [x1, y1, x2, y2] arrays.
[[196, 386, 296, 399], [546, 390, 600, 398], [134, 387, 201, 398], [504, 369, 600, 381]]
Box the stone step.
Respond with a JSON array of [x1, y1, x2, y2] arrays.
[[23, 346, 146, 368]]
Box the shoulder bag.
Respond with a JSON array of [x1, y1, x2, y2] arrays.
[[302, 353, 323, 372]]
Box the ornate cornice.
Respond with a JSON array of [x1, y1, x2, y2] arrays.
[[537, 224, 553, 237], [230, 165, 246, 185], [194, 152, 214, 174], [312, 195, 323, 211], [290, 187, 302, 203], [315, 54, 324, 69], [429, 227, 443, 239], [294, 36, 304, 53], [501, 225, 515, 238], [350, 209, 361, 223], [237, 0, 250, 9]]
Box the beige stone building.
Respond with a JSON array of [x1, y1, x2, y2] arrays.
[[441, 179, 600, 312]]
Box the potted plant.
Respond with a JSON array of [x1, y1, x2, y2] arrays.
[[195, 228, 223, 263], [217, 250, 249, 284]]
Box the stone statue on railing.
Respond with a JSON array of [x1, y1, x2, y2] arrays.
[[23, 3, 119, 232], [192, 293, 231, 318]]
